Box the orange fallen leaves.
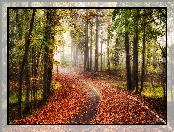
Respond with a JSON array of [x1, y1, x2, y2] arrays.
[[12, 73, 88, 124], [12, 68, 166, 125]]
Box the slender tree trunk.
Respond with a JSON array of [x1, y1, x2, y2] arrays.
[[84, 23, 86, 70], [84, 21, 89, 71], [44, 10, 55, 99], [71, 42, 73, 65], [43, 10, 50, 102], [47, 42, 54, 95], [86, 22, 89, 71], [84, 30, 86, 70], [133, 36, 139, 93], [62, 45, 64, 61], [100, 41, 103, 71], [74, 44, 76, 66], [162, 65, 166, 98], [140, 26, 146, 94], [25, 57, 30, 112], [103, 52, 105, 70], [95, 16, 99, 72], [18, 9, 36, 118], [16, 9, 22, 41], [31, 47, 36, 109], [125, 32, 132, 91], [133, 9, 139, 93], [90, 25, 93, 71], [33, 51, 37, 109], [43, 46, 48, 102], [107, 38, 110, 74], [162, 51, 166, 98], [76, 44, 78, 67]]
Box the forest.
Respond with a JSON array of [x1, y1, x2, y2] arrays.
[[8, 7, 168, 125]]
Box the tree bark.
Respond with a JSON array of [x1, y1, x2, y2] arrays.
[[95, 16, 99, 72], [90, 25, 93, 71], [25, 57, 30, 112], [43, 10, 51, 102], [100, 41, 103, 71], [43, 9, 55, 101], [133, 9, 139, 93], [86, 23, 89, 71], [125, 32, 132, 91], [18, 9, 36, 118], [43, 46, 48, 102], [140, 26, 146, 94], [84, 20, 89, 71], [107, 38, 110, 75]]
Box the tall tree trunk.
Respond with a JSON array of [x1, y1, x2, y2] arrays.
[[125, 32, 132, 91], [71, 42, 73, 66], [31, 47, 37, 109], [162, 57, 166, 98], [140, 26, 146, 94], [107, 38, 110, 74], [74, 44, 76, 66], [25, 57, 30, 112], [43, 10, 50, 102], [90, 25, 93, 71], [103, 52, 105, 70], [133, 9, 139, 93], [162, 50, 166, 98], [16, 9, 22, 41], [100, 41, 103, 71], [84, 32, 86, 70], [33, 50, 37, 109], [84, 21, 89, 71], [43, 46, 48, 102], [95, 16, 99, 72], [86, 22, 89, 71], [43, 9, 55, 101], [18, 9, 36, 118], [62, 45, 64, 61], [76, 44, 78, 67], [47, 45, 53, 96]]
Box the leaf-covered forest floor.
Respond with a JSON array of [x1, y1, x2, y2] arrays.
[[12, 67, 167, 124]]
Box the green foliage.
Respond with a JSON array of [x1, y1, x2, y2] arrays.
[[9, 90, 43, 112], [9, 92, 25, 105], [11, 90, 43, 103], [146, 64, 161, 74], [110, 81, 165, 98], [51, 81, 61, 90], [109, 82, 127, 89], [53, 60, 69, 67], [60, 61, 69, 68], [141, 83, 164, 98], [53, 60, 61, 66]]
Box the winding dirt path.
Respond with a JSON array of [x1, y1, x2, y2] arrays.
[[59, 67, 166, 124], [59, 68, 101, 124], [12, 67, 166, 125]]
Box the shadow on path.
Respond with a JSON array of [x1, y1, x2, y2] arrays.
[[68, 80, 101, 124]]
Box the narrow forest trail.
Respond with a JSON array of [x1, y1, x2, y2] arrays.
[[59, 67, 166, 124], [68, 81, 100, 124], [59, 68, 101, 124]]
